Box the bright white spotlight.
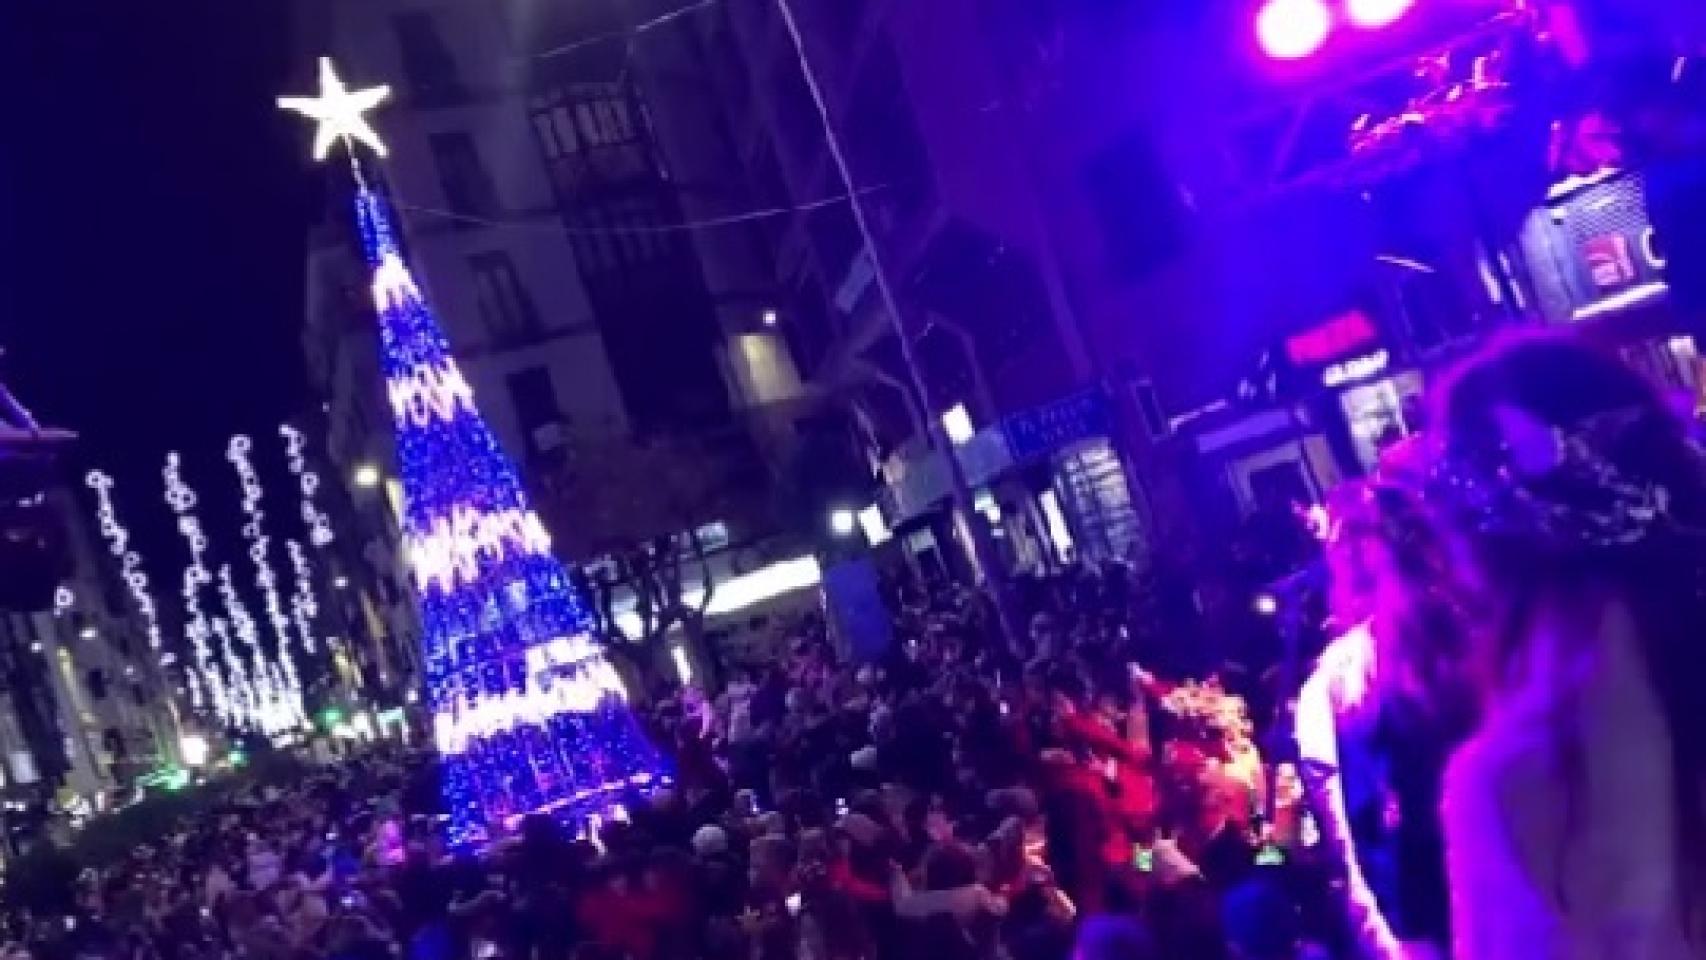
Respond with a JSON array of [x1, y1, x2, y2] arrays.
[[1346, 0, 1413, 28], [179, 734, 211, 768], [941, 404, 976, 445], [829, 509, 858, 538], [857, 505, 890, 546], [353, 464, 382, 488], [1253, 594, 1279, 616], [1257, 0, 1332, 60]]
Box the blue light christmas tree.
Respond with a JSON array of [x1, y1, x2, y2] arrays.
[[281, 59, 665, 845]]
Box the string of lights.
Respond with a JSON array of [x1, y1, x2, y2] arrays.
[[216, 565, 303, 735], [227, 438, 299, 658], [279, 424, 335, 547], [226, 437, 308, 732], [285, 539, 320, 655], [208, 614, 256, 730], [84, 471, 165, 656], [162, 453, 225, 718]]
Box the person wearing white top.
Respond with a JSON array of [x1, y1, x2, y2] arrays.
[[1296, 482, 1470, 960], [1428, 332, 1706, 959]]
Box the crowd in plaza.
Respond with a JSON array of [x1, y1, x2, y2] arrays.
[[4, 331, 1705, 960]]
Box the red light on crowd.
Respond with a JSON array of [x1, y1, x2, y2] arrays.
[[1256, 0, 1332, 60], [1345, 0, 1415, 29]]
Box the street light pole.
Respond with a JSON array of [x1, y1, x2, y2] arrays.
[[773, 0, 1022, 649]]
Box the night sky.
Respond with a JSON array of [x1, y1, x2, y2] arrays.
[[0, 0, 316, 596]]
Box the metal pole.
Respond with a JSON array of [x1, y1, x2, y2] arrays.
[[773, 0, 1022, 649]]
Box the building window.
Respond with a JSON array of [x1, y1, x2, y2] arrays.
[[570, 195, 676, 277], [532, 103, 581, 161], [392, 12, 465, 106], [575, 96, 636, 148], [469, 251, 540, 344], [506, 367, 562, 446], [429, 132, 500, 218], [530, 84, 653, 193]]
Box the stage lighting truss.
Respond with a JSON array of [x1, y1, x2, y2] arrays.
[[1221, 5, 1549, 202]]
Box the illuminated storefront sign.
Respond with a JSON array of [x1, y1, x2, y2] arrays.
[[1321, 350, 1390, 388]]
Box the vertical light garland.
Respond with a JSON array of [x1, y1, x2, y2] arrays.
[[216, 566, 302, 734], [162, 453, 227, 720], [226, 436, 306, 730], [285, 539, 319, 655], [208, 613, 256, 730], [279, 424, 335, 547], [85, 471, 165, 655], [278, 424, 329, 656]]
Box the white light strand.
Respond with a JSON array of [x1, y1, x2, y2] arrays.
[[227, 437, 305, 682], [216, 568, 303, 735], [184, 670, 204, 713], [162, 453, 223, 717], [84, 471, 165, 654], [285, 539, 320, 655], [208, 613, 255, 730], [224, 438, 308, 733], [279, 424, 335, 547]]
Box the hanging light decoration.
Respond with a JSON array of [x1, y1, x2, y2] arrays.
[[285, 539, 320, 654], [228, 438, 292, 646], [207, 613, 256, 730], [279, 424, 336, 547], [216, 566, 302, 735], [162, 453, 226, 719], [84, 471, 165, 655]]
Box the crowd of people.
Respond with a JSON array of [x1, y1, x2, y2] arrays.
[[5, 330, 1706, 960]]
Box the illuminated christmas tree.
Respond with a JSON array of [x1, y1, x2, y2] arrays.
[[281, 59, 665, 844]]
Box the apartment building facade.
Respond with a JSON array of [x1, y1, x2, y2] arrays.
[[652, 0, 1155, 573], [0, 487, 182, 802], [297, 0, 800, 685]]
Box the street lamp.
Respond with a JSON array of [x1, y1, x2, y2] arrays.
[[941, 404, 975, 446], [353, 464, 382, 488], [828, 508, 858, 538], [180, 734, 210, 767]]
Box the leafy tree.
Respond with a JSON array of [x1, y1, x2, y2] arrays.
[[534, 428, 766, 680]]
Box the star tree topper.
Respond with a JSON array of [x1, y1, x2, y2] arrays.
[[278, 57, 391, 160]]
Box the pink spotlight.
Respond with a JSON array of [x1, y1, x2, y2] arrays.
[[1345, 0, 1415, 29], [1256, 0, 1332, 60]]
